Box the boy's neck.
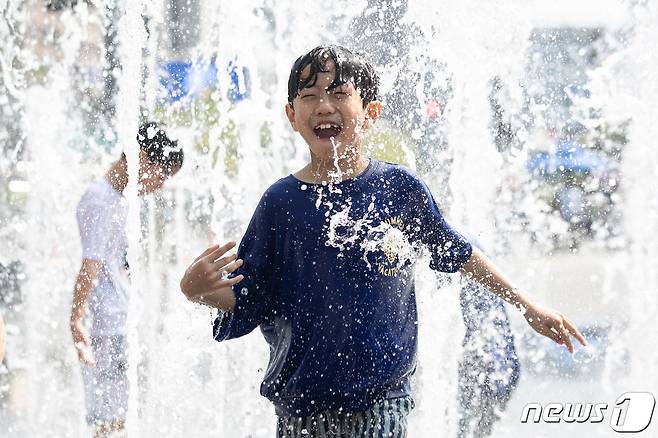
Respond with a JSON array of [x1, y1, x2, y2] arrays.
[[296, 151, 370, 184], [105, 158, 128, 194]]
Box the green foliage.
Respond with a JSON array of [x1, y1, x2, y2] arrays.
[[362, 126, 411, 166], [153, 89, 240, 175]]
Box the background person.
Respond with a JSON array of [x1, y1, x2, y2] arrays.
[[457, 279, 520, 437], [70, 122, 183, 438]]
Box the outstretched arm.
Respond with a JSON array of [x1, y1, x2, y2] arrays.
[[460, 247, 587, 353]]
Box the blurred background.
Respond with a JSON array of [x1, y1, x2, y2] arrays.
[[0, 0, 656, 436]]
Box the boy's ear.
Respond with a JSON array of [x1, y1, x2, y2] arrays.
[[285, 104, 298, 132], [362, 101, 383, 129], [367, 101, 382, 121]]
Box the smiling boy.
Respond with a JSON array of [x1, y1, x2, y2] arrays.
[[180, 45, 586, 438]]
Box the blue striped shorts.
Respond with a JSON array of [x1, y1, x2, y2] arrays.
[[276, 396, 415, 438]]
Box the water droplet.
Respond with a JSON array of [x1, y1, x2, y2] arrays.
[[240, 287, 249, 296], [300, 184, 307, 191]]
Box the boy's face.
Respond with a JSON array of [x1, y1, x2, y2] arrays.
[[137, 150, 179, 196], [285, 60, 380, 161]]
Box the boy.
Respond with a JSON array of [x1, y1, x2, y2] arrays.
[[180, 45, 585, 437], [70, 122, 183, 438]]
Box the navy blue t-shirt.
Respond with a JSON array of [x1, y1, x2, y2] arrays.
[[213, 160, 472, 417]]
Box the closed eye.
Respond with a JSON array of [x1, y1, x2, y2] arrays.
[[333, 84, 351, 93], [331, 91, 349, 99]]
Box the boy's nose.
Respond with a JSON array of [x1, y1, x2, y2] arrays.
[[314, 97, 335, 115]]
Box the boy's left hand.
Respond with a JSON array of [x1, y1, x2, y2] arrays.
[[523, 303, 587, 353]]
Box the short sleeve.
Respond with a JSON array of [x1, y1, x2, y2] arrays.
[[213, 191, 276, 341], [77, 200, 111, 262], [407, 176, 472, 273]]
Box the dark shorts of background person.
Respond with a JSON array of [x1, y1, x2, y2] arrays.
[[276, 396, 414, 438], [457, 352, 514, 438], [81, 335, 128, 425]]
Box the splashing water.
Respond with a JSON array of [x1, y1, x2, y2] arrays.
[[1, 1, 657, 437], [325, 199, 416, 272]]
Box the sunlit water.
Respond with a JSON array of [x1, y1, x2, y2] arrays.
[[0, 1, 657, 437]]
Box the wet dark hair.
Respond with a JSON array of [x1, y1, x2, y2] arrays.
[[287, 45, 380, 108], [125, 121, 184, 175]]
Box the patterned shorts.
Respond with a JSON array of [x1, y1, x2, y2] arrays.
[[81, 335, 129, 425], [276, 396, 415, 438]]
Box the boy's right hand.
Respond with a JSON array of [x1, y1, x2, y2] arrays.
[[180, 241, 244, 311], [70, 318, 95, 365]]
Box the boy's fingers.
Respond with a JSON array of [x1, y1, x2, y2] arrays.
[[224, 259, 243, 274], [206, 241, 237, 262], [194, 244, 220, 263], [211, 253, 238, 268], [220, 274, 244, 288], [564, 318, 587, 346], [204, 274, 245, 296], [559, 325, 574, 353], [211, 264, 244, 289], [212, 274, 245, 290]]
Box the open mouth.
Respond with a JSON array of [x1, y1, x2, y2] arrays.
[[313, 122, 342, 140]]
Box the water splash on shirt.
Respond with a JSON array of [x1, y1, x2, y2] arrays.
[[324, 196, 417, 271]]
